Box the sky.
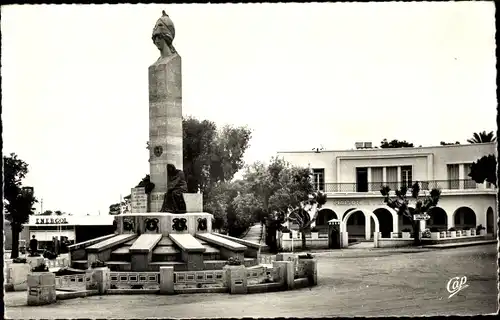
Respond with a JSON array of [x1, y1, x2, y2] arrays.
[[1, 3, 497, 216]]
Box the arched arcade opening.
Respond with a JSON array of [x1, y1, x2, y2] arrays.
[[372, 208, 393, 238], [315, 209, 338, 234], [426, 207, 448, 231], [345, 210, 365, 240], [453, 207, 476, 230], [486, 207, 494, 234]]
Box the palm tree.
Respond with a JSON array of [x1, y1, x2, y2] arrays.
[[467, 131, 496, 144]]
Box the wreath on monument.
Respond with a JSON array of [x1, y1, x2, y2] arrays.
[[123, 219, 135, 232], [145, 218, 159, 232], [172, 218, 187, 232], [197, 218, 207, 231]]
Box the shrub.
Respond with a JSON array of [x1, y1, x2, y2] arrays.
[[31, 263, 49, 272], [402, 228, 411, 232], [13, 257, 27, 264], [43, 250, 57, 260], [429, 227, 439, 233], [91, 260, 106, 269], [54, 267, 84, 276], [298, 253, 314, 259], [476, 224, 485, 233], [448, 227, 456, 232], [226, 257, 242, 266]]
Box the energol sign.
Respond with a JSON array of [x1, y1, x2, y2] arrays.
[[35, 217, 68, 224]]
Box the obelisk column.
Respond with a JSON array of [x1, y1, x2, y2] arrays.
[[148, 11, 183, 212]]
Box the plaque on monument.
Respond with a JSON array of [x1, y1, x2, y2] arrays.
[[131, 187, 147, 213]]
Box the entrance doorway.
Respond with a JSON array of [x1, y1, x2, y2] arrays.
[[486, 207, 494, 234], [328, 223, 341, 249], [373, 208, 393, 238], [356, 168, 368, 192]]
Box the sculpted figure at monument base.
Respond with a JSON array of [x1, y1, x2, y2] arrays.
[[160, 164, 188, 214]]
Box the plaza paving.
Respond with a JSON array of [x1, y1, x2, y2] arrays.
[[5, 244, 498, 318]]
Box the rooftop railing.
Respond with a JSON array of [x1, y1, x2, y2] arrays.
[[317, 179, 494, 193]]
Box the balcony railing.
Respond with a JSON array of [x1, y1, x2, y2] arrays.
[[318, 179, 494, 193]]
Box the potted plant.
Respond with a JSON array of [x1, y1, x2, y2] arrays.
[[471, 227, 476, 236], [31, 263, 49, 273], [390, 231, 399, 238], [476, 224, 486, 236], [448, 227, 457, 238], [402, 228, 411, 239], [456, 229, 462, 237], [13, 257, 27, 264], [430, 227, 440, 240], [310, 227, 319, 240]]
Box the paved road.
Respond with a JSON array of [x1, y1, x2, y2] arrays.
[[5, 245, 498, 318]]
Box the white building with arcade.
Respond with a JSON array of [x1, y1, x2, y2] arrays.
[[277, 142, 497, 245]]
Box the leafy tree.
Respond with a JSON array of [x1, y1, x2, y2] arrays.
[[380, 182, 441, 245], [468, 154, 497, 187], [3, 153, 38, 258], [283, 192, 327, 249], [203, 180, 242, 232], [467, 131, 496, 144], [380, 139, 414, 148], [440, 141, 460, 146], [183, 117, 252, 194], [183, 117, 217, 193], [231, 157, 319, 250], [40, 210, 53, 216]]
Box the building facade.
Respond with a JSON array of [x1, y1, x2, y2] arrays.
[[278, 142, 497, 240], [21, 215, 115, 250]]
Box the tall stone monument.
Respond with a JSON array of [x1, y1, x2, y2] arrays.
[[148, 11, 183, 212]]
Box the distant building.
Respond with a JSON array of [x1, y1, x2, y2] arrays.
[[21, 215, 115, 250], [278, 142, 497, 240]]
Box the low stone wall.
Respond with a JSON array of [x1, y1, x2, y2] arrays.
[[421, 235, 487, 245], [379, 235, 488, 247], [378, 239, 415, 248], [17, 254, 317, 304], [281, 238, 328, 251]]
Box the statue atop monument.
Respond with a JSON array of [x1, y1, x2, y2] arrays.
[[152, 11, 177, 61], [160, 164, 188, 213]]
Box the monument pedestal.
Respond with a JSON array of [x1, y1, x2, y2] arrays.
[[149, 54, 183, 206]]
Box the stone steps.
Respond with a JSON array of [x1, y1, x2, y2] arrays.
[[112, 246, 131, 255], [148, 261, 187, 271]]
